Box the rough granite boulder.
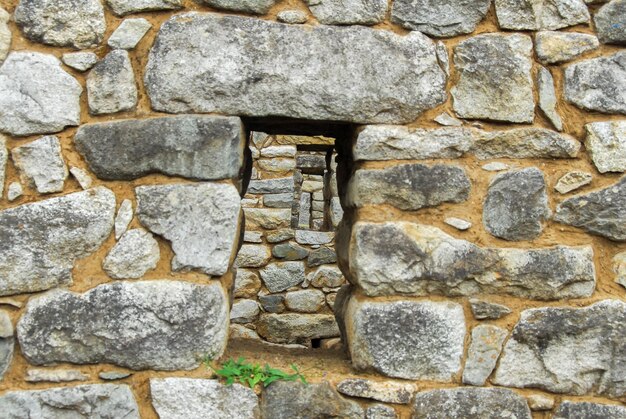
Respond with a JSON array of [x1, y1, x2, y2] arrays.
[[18, 281, 229, 370], [0, 384, 140, 418], [494, 299, 626, 397], [0, 7, 11, 64], [347, 164, 470, 210], [105, 0, 184, 16], [452, 33, 534, 123], [11, 135, 68, 194], [145, 13, 446, 124], [0, 52, 82, 136], [102, 228, 160, 279], [483, 168, 551, 241], [305, 0, 387, 25], [564, 51, 626, 114], [261, 381, 363, 419], [494, 0, 589, 30], [87, 50, 137, 115], [555, 176, 626, 241], [75, 116, 245, 181], [594, 0, 626, 45], [150, 378, 260, 419], [462, 325, 508, 386], [534, 31, 599, 64], [136, 182, 241, 275], [584, 121, 626, 173], [339, 297, 465, 380], [14, 0, 106, 49], [0, 187, 115, 296], [348, 222, 595, 299], [412, 388, 531, 419], [391, 0, 491, 37]]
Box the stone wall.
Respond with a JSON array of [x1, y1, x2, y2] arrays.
[[0, 0, 625, 417]]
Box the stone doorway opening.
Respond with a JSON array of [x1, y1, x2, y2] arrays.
[[229, 122, 354, 350]]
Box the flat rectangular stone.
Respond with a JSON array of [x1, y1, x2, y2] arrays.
[[145, 13, 446, 124], [75, 115, 245, 181], [247, 177, 294, 194]]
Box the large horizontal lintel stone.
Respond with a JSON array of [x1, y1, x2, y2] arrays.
[[0, 384, 140, 418], [0, 187, 116, 296], [75, 115, 245, 181], [256, 313, 339, 344], [494, 299, 626, 398], [338, 294, 466, 381], [347, 222, 595, 300], [353, 126, 580, 161], [17, 280, 229, 370], [145, 13, 446, 124]]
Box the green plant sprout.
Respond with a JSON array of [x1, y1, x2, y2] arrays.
[[204, 356, 307, 388]]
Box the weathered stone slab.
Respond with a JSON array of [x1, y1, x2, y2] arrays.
[[0, 7, 11, 64], [0, 384, 139, 418], [452, 33, 534, 123], [261, 381, 363, 419], [494, 0, 589, 30], [555, 171, 592, 194], [594, 0, 626, 44], [349, 222, 595, 299], [537, 67, 563, 131], [295, 230, 334, 245], [272, 242, 308, 260], [103, 229, 160, 279], [234, 269, 262, 298], [462, 325, 507, 386], [136, 183, 241, 275], [244, 208, 291, 230], [353, 126, 580, 161], [260, 262, 305, 293], [257, 313, 339, 344], [76, 116, 244, 181], [87, 50, 137, 115], [106, 0, 184, 16], [584, 121, 626, 173], [367, 404, 397, 419], [14, 0, 106, 49], [62, 51, 98, 72], [11, 135, 68, 194], [340, 297, 465, 380], [306, 0, 387, 25], [151, 378, 260, 419], [25, 369, 88, 383], [347, 164, 470, 210], [469, 298, 512, 320], [564, 51, 626, 114], [284, 289, 325, 313], [412, 388, 531, 418], [235, 244, 271, 268], [483, 168, 551, 241], [248, 177, 294, 194], [391, 0, 490, 37], [554, 401, 626, 418], [535, 31, 599, 64], [277, 10, 308, 24], [18, 280, 229, 370], [231, 299, 260, 324], [108, 18, 152, 50], [0, 310, 13, 381], [555, 176, 626, 241], [494, 300, 626, 397], [145, 13, 446, 124], [115, 199, 133, 239], [0, 52, 82, 136], [0, 187, 115, 296], [337, 378, 416, 404]]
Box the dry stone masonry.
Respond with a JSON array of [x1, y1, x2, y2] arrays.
[[0, 0, 625, 417]]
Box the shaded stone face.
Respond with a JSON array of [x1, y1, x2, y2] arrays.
[[555, 176, 626, 241], [336, 378, 416, 404], [0, 52, 82, 136], [349, 222, 595, 300], [347, 164, 471, 211], [483, 168, 551, 241], [256, 313, 339, 344], [105, 0, 184, 16], [553, 401, 626, 418], [145, 13, 446, 124], [17, 281, 229, 370], [261, 381, 363, 419], [14, 0, 106, 49], [0, 384, 140, 418], [341, 298, 466, 380], [0, 187, 115, 296], [136, 182, 241, 276], [411, 388, 531, 419], [452, 33, 534, 123], [594, 0, 626, 45], [76, 115, 245, 181], [150, 378, 260, 419], [494, 300, 626, 397], [564, 51, 626, 114], [391, 0, 491, 37]]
